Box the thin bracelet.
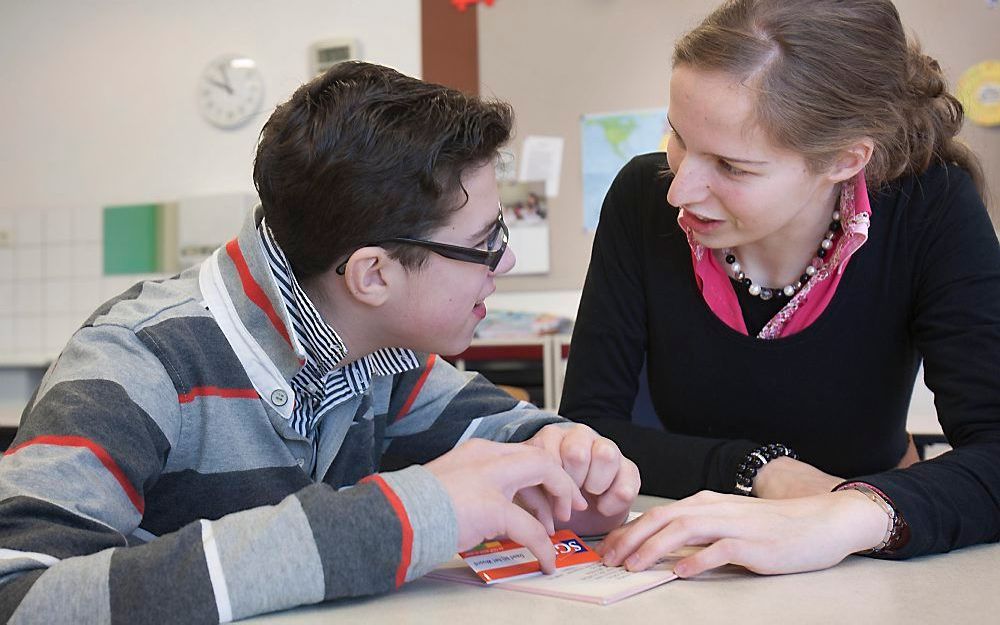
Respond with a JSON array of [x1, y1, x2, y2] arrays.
[[833, 481, 907, 554]]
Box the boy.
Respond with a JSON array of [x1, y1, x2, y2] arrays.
[[0, 62, 638, 623]]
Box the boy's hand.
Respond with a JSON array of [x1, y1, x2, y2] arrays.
[[426, 439, 587, 573], [523, 424, 640, 536]]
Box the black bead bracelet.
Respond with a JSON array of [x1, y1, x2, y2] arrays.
[[734, 443, 798, 496]]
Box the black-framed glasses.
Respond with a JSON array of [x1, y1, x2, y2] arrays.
[[336, 203, 509, 275]]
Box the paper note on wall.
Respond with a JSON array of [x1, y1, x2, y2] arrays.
[[518, 135, 564, 198]]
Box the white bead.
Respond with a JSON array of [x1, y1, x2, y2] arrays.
[[806, 265, 817, 276], [731, 261, 741, 274], [821, 238, 833, 250], [783, 285, 796, 297], [748, 284, 762, 296], [832, 210, 841, 221]]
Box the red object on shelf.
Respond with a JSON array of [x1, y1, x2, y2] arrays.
[[451, 0, 495, 12], [449, 344, 544, 361]]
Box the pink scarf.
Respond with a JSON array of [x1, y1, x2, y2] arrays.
[[685, 173, 872, 339]]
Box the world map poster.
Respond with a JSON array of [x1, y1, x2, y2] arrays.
[[580, 109, 669, 231]]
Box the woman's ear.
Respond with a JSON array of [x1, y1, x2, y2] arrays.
[[828, 138, 875, 184], [340, 246, 394, 307]]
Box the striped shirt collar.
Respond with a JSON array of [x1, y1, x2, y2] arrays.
[[257, 218, 420, 435]]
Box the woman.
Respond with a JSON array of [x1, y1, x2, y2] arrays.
[[560, 0, 1000, 576]]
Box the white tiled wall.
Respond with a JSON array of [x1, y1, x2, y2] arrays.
[[0, 206, 167, 363]]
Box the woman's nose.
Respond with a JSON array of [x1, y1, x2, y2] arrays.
[[666, 156, 709, 208]]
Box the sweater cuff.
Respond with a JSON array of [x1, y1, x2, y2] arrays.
[[712, 439, 760, 494], [378, 465, 459, 583]]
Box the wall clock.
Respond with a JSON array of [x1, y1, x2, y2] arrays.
[[197, 54, 265, 129]]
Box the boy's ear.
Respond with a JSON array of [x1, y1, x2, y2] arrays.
[[339, 246, 395, 307], [827, 138, 875, 184]]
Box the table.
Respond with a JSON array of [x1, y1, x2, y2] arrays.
[[241, 495, 1000, 624]]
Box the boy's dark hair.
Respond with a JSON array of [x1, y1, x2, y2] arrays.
[[253, 61, 514, 280]]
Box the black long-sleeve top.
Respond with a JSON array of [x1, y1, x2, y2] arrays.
[[560, 153, 1000, 558]]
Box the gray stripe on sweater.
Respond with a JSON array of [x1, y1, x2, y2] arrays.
[[0, 444, 141, 532], [295, 481, 401, 598], [169, 398, 301, 474], [379, 466, 458, 582], [9, 548, 113, 625], [0, 496, 127, 560], [0, 570, 44, 624], [211, 494, 325, 620], [88, 269, 201, 331], [108, 521, 217, 624], [33, 325, 182, 450], [381, 361, 471, 435]]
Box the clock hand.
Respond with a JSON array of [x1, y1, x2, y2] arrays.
[[206, 77, 233, 94], [216, 63, 234, 92]]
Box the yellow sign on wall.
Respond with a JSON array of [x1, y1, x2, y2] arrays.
[[957, 60, 1000, 127]]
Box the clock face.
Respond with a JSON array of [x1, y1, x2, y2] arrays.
[[197, 54, 265, 129]]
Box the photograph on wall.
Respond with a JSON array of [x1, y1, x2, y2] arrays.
[[499, 180, 549, 275]]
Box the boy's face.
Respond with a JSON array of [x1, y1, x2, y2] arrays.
[[393, 162, 516, 356]]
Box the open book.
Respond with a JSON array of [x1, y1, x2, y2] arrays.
[[426, 529, 680, 605]]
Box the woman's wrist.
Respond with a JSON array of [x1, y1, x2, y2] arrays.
[[830, 488, 897, 554], [832, 482, 909, 554]]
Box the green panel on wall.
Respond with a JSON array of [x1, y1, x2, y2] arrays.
[[103, 204, 160, 274]]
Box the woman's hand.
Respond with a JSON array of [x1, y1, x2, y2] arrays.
[[754, 437, 919, 500], [596, 489, 890, 577], [752, 456, 843, 499]]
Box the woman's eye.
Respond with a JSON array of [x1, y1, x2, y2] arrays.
[[719, 159, 749, 176]]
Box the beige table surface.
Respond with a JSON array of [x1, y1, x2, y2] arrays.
[[241, 495, 1000, 625]]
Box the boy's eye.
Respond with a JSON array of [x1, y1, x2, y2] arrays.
[[483, 223, 501, 250]]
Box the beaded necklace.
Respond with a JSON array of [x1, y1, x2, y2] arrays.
[[724, 209, 842, 301]]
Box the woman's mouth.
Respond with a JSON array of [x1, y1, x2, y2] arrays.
[[678, 208, 724, 234]]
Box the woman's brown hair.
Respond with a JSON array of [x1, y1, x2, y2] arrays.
[[674, 0, 985, 201]]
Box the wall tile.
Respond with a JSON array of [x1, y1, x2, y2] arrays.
[[44, 243, 75, 279], [44, 279, 75, 313], [13, 316, 43, 355], [0, 249, 12, 281], [13, 283, 43, 316], [72, 279, 103, 315], [73, 206, 102, 243], [0, 318, 12, 355], [13, 211, 42, 246], [72, 243, 101, 278], [13, 246, 43, 281], [0, 282, 13, 316], [43, 209, 74, 244]]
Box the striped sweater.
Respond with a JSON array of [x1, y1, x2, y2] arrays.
[[0, 208, 564, 624]]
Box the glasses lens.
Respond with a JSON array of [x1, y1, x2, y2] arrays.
[[484, 220, 503, 251]]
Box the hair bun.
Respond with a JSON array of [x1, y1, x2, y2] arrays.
[[906, 45, 947, 101]]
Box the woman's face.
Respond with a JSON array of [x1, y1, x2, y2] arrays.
[[666, 65, 839, 254]]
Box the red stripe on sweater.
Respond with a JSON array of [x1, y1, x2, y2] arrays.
[[361, 474, 414, 588], [394, 353, 437, 422], [177, 386, 259, 404], [4, 435, 145, 515], [225, 238, 293, 348]]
